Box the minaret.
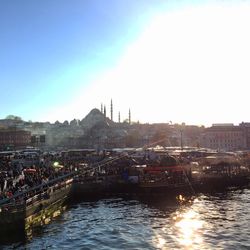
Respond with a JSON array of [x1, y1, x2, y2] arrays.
[[118, 111, 120, 123], [104, 105, 106, 118], [101, 103, 103, 113], [129, 108, 131, 125], [110, 99, 113, 121]]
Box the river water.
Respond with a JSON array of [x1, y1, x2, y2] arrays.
[[1, 188, 250, 250]]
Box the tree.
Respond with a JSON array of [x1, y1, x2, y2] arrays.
[[5, 115, 22, 121]]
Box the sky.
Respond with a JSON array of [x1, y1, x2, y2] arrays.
[[0, 0, 249, 126]]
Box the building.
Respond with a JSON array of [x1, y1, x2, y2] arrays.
[[0, 129, 31, 150], [239, 122, 250, 149], [200, 124, 246, 151]]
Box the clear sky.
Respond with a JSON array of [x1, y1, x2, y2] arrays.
[[1, 0, 249, 126]]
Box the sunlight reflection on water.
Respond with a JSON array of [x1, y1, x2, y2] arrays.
[[151, 196, 207, 250], [174, 208, 204, 248], [1, 189, 250, 250]]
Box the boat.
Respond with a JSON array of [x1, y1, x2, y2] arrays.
[[0, 172, 74, 236], [191, 155, 250, 191], [136, 165, 194, 194]]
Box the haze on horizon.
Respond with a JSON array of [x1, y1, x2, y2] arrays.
[[0, 0, 249, 127]]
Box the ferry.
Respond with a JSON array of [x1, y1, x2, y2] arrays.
[[0, 172, 74, 235]]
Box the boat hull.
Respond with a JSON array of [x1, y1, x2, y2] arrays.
[[0, 177, 73, 238]]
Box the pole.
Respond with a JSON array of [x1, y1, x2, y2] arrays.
[[180, 129, 183, 150]]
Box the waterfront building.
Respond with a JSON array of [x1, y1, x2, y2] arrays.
[[0, 129, 31, 150], [200, 124, 246, 151], [239, 122, 250, 149]]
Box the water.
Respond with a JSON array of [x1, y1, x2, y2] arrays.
[[1, 188, 250, 250]]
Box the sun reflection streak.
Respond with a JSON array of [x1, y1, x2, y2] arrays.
[[155, 236, 166, 249], [174, 209, 204, 248], [150, 196, 209, 249]]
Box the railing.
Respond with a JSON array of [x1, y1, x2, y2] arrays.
[[0, 171, 77, 209]]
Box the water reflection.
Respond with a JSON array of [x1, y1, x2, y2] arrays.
[[154, 235, 166, 249], [1, 189, 249, 249], [149, 195, 207, 250], [150, 190, 250, 249], [174, 207, 204, 248]]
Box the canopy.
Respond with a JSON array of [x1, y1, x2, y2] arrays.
[[24, 168, 36, 173]]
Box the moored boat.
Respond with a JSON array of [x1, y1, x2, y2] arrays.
[[0, 172, 74, 236], [191, 155, 250, 191]]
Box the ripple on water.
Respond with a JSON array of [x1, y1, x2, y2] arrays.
[[1, 188, 250, 250]]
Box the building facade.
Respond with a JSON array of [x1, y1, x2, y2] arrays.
[[200, 124, 246, 151], [0, 129, 31, 150], [239, 122, 250, 149]]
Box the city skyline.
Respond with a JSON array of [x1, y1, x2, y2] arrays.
[[1, 0, 249, 127]]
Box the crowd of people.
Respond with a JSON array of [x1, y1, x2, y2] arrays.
[[0, 148, 188, 202], [0, 151, 82, 202]]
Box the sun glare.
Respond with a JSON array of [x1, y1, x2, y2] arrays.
[[174, 209, 204, 248], [46, 2, 250, 125]]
